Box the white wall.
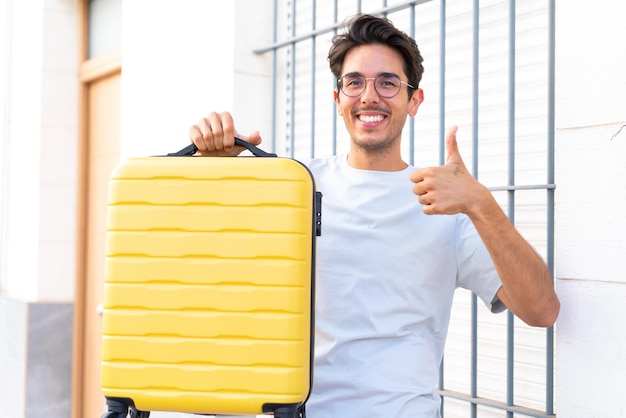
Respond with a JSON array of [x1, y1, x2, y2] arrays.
[[120, 0, 273, 159], [555, 0, 626, 415], [0, 1, 79, 415], [0, 0, 79, 302]]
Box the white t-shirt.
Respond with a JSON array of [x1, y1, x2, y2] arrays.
[[304, 154, 504, 418]]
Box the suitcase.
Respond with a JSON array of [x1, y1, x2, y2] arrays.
[[100, 139, 321, 418]]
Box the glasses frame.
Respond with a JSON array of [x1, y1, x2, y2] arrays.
[[337, 74, 416, 98]]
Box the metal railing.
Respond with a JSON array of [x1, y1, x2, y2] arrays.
[[253, 1, 556, 416]]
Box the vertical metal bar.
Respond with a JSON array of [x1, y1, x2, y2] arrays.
[[289, 0, 297, 158], [545, 0, 556, 414], [311, 0, 317, 159], [471, 293, 478, 418], [507, 2, 516, 202], [547, 0, 556, 252], [439, 357, 445, 415], [270, 0, 278, 152], [438, 4, 447, 416], [409, 4, 416, 166], [506, 1, 516, 417], [507, 311, 515, 418], [507, 3, 516, 218], [439, 0, 446, 165], [472, 0, 479, 178], [470, 3, 480, 416]]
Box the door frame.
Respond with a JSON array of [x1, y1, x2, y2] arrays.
[[71, 1, 122, 416]]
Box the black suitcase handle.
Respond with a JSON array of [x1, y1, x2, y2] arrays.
[[168, 137, 277, 158]]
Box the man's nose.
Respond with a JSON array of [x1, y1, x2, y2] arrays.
[[360, 78, 380, 102]]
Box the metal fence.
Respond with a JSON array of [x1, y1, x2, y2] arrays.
[[253, 0, 556, 416]]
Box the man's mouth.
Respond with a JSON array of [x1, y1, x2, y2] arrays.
[[353, 106, 390, 124], [358, 114, 386, 123]]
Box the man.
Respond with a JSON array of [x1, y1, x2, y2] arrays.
[[189, 13, 559, 418]]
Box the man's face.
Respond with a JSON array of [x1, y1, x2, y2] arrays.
[[334, 44, 423, 153]]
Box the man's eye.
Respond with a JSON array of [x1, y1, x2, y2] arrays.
[[379, 78, 399, 87], [346, 78, 363, 87]]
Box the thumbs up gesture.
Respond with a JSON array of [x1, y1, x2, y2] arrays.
[[410, 126, 489, 216]]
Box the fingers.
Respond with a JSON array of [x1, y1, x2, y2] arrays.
[[411, 126, 483, 216], [413, 180, 438, 215], [410, 125, 465, 215], [190, 111, 236, 154], [189, 112, 263, 156], [410, 168, 430, 205]]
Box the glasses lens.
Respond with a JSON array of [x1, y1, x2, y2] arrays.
[[340, 75, 402, 98], [375, 76, 401, 97], [341, 76, 366, 96]]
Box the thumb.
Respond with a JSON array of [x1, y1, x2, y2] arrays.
[[245, 130, 262, 146], [444, 125, 462, 165], [234, 130, 262, 146]]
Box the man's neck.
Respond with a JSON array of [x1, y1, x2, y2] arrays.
[[346, 148, 408, 172]]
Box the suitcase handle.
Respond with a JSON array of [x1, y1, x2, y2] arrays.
[[168, 137, 277, 158]]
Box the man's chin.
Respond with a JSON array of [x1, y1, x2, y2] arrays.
[[351, 136, 395, 152]]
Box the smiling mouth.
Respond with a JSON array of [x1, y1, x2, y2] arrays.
[[358, 114, 386, 123]]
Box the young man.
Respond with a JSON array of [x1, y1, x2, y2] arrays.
[[189, 14, 559, 418]]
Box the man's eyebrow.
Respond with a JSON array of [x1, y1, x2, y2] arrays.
[[341, 71, 401, 78], [379, 71, 401, 78]]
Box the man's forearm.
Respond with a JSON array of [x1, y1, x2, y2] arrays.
[[468, 193, 560, 327]]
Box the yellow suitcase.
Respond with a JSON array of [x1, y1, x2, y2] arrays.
[[100, 140, 321, 418]]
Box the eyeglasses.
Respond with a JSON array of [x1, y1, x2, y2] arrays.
[[338, 74, 415, 98]]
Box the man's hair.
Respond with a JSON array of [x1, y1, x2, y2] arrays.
[[328, 14, 425, 94]]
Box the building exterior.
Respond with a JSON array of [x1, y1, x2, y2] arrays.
[[0, 0, 625, 417]]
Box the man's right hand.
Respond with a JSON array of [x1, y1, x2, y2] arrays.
[[189, 111, 262, 156]]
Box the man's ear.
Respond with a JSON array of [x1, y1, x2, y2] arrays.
[[334, 89, 343, 116], [408, 88, 424, 117]]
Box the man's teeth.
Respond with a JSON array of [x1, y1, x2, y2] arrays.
[[359, 115, 384, 123]]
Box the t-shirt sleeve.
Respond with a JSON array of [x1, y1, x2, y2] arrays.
[[454, 214, 506, 313]]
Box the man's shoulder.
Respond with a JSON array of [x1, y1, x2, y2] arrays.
[[302, 154, 345, 173]]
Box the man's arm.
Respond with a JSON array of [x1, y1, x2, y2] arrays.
[[410, 126, 560, 327], [466, 189, 559, 327]]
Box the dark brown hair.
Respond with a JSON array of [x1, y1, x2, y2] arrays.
[[328, 14, 425, 95]]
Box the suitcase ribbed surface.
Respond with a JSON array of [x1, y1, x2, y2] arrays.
[[101, 157, 315, 415]]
